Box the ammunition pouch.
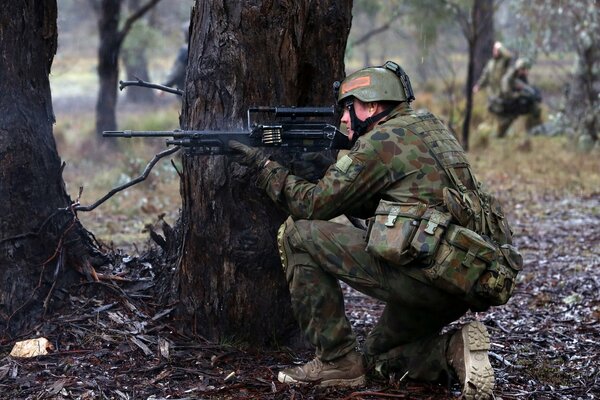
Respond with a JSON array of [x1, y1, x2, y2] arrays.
[[423, 225, 523, 308], [365, 200, 428, 266], [366, 198, 523, 308]]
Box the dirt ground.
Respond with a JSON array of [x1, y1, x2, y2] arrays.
[[0, 96, 598, 399], [0, 191, 598, 399]]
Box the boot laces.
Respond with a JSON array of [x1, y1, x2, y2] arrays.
[[305, 357, 324, 374]]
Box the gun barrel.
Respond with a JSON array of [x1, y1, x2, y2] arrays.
[[103, 130, 178, 138]]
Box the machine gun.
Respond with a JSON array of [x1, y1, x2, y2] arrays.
[[74, 106, 347, 212], [103, 106, 350, 154]]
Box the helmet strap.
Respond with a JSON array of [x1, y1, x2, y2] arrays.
[[347, 102, 396, 144]]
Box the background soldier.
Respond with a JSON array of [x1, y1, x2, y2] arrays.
[[473, 41, 513, 98], [229, 61, 517, 400], [496, 57, 543, 137]]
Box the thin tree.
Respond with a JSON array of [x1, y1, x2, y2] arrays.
[[442, 0, 495, 150], [91, 0, 162, 138], [161, 0, 353, 344]]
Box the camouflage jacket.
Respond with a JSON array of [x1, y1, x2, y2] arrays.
[[257, 103, 476, 222], [477, 55, 512, 97]]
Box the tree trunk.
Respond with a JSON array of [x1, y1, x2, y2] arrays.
[[472, 0, 494, 84], [172, 0, 352, 344], [95, 0, 122, 137], [461, 0, 494, 151], [0, 0, 101, 338], [567, 2, 600, 143]]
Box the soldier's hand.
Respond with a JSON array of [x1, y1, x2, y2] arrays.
[[228, 140, 268, 168], [291, 151, 334, 182]]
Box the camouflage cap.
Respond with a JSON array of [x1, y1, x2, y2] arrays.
[[337, 62, 412, 104]]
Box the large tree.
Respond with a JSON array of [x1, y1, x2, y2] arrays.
[[0, 0, 102, 338], [162, 0, 353, 344]]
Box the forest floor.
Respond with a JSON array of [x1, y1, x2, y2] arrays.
[[0, 98, 599, 399]]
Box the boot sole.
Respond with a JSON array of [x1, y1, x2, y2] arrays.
[[278, 371, 366, 388], [460, 321, 495, 400]]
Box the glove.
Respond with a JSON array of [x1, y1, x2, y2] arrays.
[[228, 140, 268, 168], [291, 151, 334, 182]]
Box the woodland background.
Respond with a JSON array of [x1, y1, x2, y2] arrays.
[[0, 0, 598, 399]]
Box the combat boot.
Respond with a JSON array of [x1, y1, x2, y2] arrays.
[[278, 350, 366, 387], [447, 321, 495, 400]]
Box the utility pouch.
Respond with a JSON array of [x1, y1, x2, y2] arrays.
[[423, 224, 497, 295], [366, 200, 427, 266], [472, 243, 523, 306], [409, 208, 453, 263], [443, 187, 483, 232]]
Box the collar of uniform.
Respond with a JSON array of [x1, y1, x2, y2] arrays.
[[378, 102, 413, 125]]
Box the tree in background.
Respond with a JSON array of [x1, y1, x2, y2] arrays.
[[121, 0, 157, 104], [447, 0, 495, 151], [510, 0, 599, 150], [161, 0, 352, 344], [407, 0, 495, 150], [349, 0, 404, 67], [0, 1, 104, 338], [91, 0, 162, 138], [348, 0, 495, 150]]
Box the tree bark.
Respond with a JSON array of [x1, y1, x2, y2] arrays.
[[172, 0, 352, 344], [0, 0, 102, 338]]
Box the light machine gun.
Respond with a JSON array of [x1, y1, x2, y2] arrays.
[[103, 106, 349, 154], [74, 105, 348, 212]]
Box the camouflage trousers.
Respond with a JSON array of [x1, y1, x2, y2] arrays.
[[278, 217, 470, 382], [496, 101, 542, 138]]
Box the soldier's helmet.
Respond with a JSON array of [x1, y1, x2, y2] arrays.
[[336, 61, 415, 105], [515, 57, 532, 70]]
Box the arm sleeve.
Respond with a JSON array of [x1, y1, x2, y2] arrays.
[[257, 140, 389, 220], [476, 63, 490, 88]]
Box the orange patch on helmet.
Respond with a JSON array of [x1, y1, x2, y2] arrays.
[[341, 76, 371, 94]]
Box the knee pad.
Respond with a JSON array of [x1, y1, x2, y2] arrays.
[[277, 217, 313, 282]]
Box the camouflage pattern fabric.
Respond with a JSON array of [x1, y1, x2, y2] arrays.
[[258, 103, 478, 380], [278, 216, 469, 381], [477, 55, 512, 98]]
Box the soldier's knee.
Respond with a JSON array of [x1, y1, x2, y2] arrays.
[[277, 217, 313, 281]]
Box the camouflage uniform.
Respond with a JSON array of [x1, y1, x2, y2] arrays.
[[256, 103, 479, 381], [476, 52, 512, 98], [496, 62, 543, 138]]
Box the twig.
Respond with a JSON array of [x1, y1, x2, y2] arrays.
[[74, 146, 180, 212], [489, 351, 523, 369], [343, 390, 408, 399]]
